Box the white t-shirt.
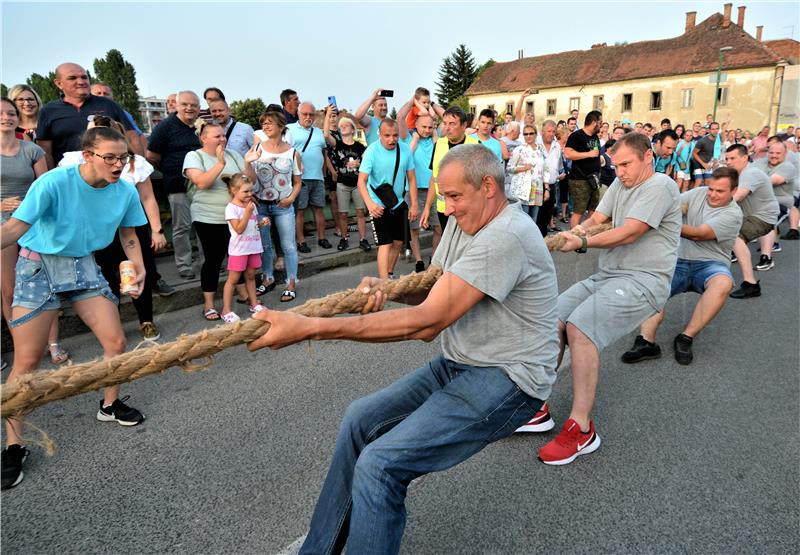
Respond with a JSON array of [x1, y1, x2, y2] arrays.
[[224, 202, 263, 256], [59, 152, 154, 186]]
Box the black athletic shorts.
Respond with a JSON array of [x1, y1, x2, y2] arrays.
[[371, 202, 408, 246]]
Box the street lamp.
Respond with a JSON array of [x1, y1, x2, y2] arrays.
[[713, 46, 733, 122]]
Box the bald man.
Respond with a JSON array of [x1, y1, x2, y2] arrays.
[[36, 62, 139, 167]]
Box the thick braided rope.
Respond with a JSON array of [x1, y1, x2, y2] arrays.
[[0, 223, 612, 420]]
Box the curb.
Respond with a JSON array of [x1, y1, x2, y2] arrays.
[[1, 233, 433, 352]]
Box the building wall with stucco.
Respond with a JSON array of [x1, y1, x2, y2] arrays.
[[468, 65, 782, 133]]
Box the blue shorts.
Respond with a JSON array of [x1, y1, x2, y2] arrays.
[[693, 168, 713, 181], [11, 255, 118, 327], [670, 259, 733, 297]]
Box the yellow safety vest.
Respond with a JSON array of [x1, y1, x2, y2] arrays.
[[432, 135, 480, 213]]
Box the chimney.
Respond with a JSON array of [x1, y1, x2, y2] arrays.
[[737, 5, 745, 27], [756, 25, 763, 42], [723, 3, 732, 27], [685, 11, 697, 32]]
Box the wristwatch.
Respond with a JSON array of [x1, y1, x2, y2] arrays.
[[575, 236, 589, 253]]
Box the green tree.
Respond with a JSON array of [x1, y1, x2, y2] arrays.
[[449, 95, 471, 114], [93, 49, 141, 123], [0, 83, 7, 97], [435, 44, 478, 107], [475, 58, 496, 80], [230, 98, 267, 129], [26, 72, 60, 103], [389, 107, 398, 120]]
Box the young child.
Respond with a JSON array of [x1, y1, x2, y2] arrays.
[[405, 87, 433, 135], [221, 173, 268, 323]]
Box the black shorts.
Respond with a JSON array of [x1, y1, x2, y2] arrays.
[[371, 202, 408, 246]]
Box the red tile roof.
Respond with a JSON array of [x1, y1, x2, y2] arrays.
[[764, 39, 800, 64], [466, 13, 785, 96]]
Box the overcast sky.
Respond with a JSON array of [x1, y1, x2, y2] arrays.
[[2, 1, 798, 111]]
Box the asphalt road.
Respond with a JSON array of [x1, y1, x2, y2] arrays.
[[2, 243, 798, 554]]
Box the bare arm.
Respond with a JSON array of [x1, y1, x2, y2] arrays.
[[354, 89, 381, 127], [514, 89, 531, 120], [0, 218, 31, 249], [563, 147, 598, 161], [228, 203, 255, 234], [247, 270, 485, 351], [770, 173, 786, 186], [322, 106, 337, 148], [358, 171, 382, 219], [126, 130, 144, 155], [135, 177, 166, 250], [33, 156, 48, 178], [145, 149, 162, 169], [37, 139, 54, 169], [681, 223, 717, 241], [499, 138, 510, 161], [407, 170, 419, 222], [118, 226, 146, 298], [733, 187, 750, 203], [397, 98, 414, 140]]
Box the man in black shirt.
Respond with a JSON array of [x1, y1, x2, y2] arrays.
[[692, 122, 720, 187], [36, 62, 137, 168], [280, 89, 299, 125], [146, 91, 202, 278], [564, 110, 603, 228]]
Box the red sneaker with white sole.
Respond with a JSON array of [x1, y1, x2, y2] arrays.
[[515, 402, 555, 433], [538, 418, 601, 465]]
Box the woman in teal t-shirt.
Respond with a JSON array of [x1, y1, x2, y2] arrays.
[[183, 121, 258, 320]]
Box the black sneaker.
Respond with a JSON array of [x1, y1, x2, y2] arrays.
[[297, 242, 311, 253], [730, 251, 737, 263], [780, 229, 800, 240], [318, 239, 333, 249], [730, 280, 761, 299], [96, 396, 145, 426], [415, 260, 425, 273], [772, 242, 781, 253], [154, 278, 176, 297], [755, 255, 774, 271], [337, 238, 349, 251], [621, 335, 662, 364], [359, 239, 372, 252], [1, 445, 29, 490], [673, 333, 694, 365]]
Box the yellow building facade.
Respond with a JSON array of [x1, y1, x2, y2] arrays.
[[468, 65, 784, 132]]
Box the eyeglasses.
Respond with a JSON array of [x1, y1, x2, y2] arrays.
[[88, 151, 130, 165], [523, 133, 537, 136], [15, 98, 37, 105]]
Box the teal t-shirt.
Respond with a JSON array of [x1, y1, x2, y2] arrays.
[[359, 141, 415, 210], [401, 135, 434, 189], [471, 134, 504, 161], [182, 149, 245, 224], [13, 165, 146, 256], [651, 146, 674, 174], [288, 123, 327, 180], [365, 116, 382, 146]]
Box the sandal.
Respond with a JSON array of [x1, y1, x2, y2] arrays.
[[255, 279, 276, 296], [203, 308, 221, 321], [280, 290, 296, 302], [221, 312, 240, 323], [49, 343, 70, 364], [249, 303, 267, 314]]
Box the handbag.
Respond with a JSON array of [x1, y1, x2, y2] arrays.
[[370, 146, 401, 210]]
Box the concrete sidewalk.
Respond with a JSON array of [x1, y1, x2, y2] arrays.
[[0, 229, 434, 351]]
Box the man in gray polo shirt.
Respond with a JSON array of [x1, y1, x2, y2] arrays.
[[622, 167, 742, 365], [753, 140, 798, 258], [539, 132, 681, 466], [725, 145, 779, 298]]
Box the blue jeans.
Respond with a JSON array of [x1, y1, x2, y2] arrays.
[[522, 204, 539, 222], [257, 202, 298, 281], [299, 354, 542, 555], [670, 258, 733, 296]]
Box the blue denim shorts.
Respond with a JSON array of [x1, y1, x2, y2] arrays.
[[11, 254, 118, 327], [670, 258, 733, 297]]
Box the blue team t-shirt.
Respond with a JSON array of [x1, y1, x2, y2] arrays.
[[365, 116, 382, 146], [359, 141, 415, 210], [651, 146, 674, 174], [401, 135, 434, 190], [470, 134, 504, 161], [13, 165, 147, 257], [287, 123, 327, 181]]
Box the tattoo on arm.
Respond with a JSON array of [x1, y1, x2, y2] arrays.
[[124, 239, 136, 250]]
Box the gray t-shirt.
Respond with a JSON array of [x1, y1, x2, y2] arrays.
[[694, 135, 716, 164], [678, 187, 742, 264], [594, 173, 682, 309], [431, 201, 559, 400], [1, 140, 45, 201], [737, 165, 779, 225], [183, 149, 245, 224], [753, 158, 797, 202]]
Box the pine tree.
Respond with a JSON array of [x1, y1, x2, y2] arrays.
[[230, 98, 267, 129], [435, 44, 478, 107], [26, 72, 60, 103], [93, 50, 141, 123], [389, 107, 398, 120]]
